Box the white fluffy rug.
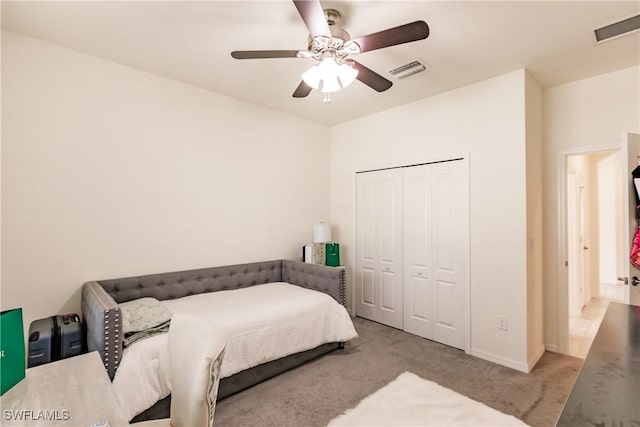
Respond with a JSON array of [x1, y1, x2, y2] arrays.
[[328, 372, 529, 427]]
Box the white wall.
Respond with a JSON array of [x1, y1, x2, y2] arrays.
[[587, 153, 601, 298], [542, 66, 640, 350], [525, 71, 544, 368], [598, 152, 621, 285], [1, 31, 331, 330], [331, 69, 533, 370]]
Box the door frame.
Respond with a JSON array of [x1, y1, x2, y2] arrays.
[[557, 143, 619, 354], [353, 152, 471, 354]]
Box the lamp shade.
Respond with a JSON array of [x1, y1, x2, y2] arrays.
[[301, 59, 358, 94], [313, 223, 332, 243], [337, 63, 358, 87], [301, 65, 322, 89], [321, 74, 342, 93]]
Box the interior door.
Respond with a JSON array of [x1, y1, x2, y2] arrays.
[[431, 161, 466, 349], [377, 169, 404, 328], [403, 164, 433, 338], [567, 173, 582, 316], [402, 161, 466, 349], [356, 172, 379, 321], [621, 133, 640, 305], [356, 169, 403, 328], [579, 183, 591, 307]]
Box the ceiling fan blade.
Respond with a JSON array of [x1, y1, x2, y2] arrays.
[[231, 50, 301, 59], [349, 21, 429, 54], [351, 61, 393, 92], [293, 0, 331, 38], [293, 81, 313, 98]]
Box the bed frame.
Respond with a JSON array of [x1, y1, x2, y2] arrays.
[[81, 259, 346, 420]]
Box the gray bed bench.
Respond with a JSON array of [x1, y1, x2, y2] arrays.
[[81, 259, 346, 421]]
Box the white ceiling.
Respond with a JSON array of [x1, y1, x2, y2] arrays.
[[2, 1, 639, 125]]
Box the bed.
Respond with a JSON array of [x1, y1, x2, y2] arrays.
[[81, 259, 357, 421]]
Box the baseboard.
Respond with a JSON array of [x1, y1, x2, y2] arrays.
[[545, 343, 559, 353], [470, 348, 529, 373], [527, 344, 546, 372]]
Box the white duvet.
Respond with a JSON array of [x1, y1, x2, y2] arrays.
[[112, 282, 358, 420]]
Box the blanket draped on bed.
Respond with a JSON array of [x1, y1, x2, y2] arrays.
[[119, 297, 172, 347]]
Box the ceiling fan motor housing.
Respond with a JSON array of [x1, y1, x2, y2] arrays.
[[324, 8, 341, 26], [307, 9, 351, 51]]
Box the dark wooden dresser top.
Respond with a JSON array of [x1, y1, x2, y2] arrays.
[[556, 302, 640, 426]]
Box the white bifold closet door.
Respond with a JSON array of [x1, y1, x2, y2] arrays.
[[356, 160, 466, 350], [355, 168, 403, 329], [403, 161, 466, 350]]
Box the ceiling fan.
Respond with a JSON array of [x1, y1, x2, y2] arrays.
[[231, 0, 429, 103]]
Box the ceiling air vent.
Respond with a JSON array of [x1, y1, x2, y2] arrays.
[[595, 14, 640, 42], [388, 59, 430, 79]]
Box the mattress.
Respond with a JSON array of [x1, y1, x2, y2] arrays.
[[111, 282, 358, 420]]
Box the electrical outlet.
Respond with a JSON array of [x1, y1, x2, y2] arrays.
[[497, 316, 508, 331]]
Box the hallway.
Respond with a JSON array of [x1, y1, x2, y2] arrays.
[[568, 283, 625, 358]]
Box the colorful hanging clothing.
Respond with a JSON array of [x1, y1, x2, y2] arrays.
[[631, 226, 640, 269]]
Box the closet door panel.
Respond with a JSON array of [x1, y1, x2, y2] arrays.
[[377, 169, 403, 329], [435, 281, 455, 327], [432, 161, 466, 349], [434, 171, 455, 276], [360, 181, 377, 262], [403, 165, 433, 338], [381, 270, 397, 310], [356, 173, 380, 322], [361, 267, 376, 306], [408, 276, 431, 320], [378, 172, 402, 266]]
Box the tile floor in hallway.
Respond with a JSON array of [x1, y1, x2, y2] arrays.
[[568, 283, 626, 358]]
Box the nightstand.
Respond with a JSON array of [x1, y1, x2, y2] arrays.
[[0, 351, 128, 426]]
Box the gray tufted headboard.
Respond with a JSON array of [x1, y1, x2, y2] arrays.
[[82, 259, 345, 379], [99, 260, 284, 303], [282, 260, 345, 305]]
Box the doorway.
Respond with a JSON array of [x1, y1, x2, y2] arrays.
[[565, 151, 625, 358]]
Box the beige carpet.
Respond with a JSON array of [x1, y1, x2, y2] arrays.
[[328, 372, 529, 426], [214, 317, 581, 427]]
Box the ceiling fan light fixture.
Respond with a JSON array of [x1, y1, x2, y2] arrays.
[[301, 65, 322, 89], [301, 58, 359, 95], [337, 63, 358, 87], [232, 2, 430, 101], [322, 74, 342, 93]]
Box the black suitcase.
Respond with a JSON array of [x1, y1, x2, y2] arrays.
[[28, 313, 85, 367]]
